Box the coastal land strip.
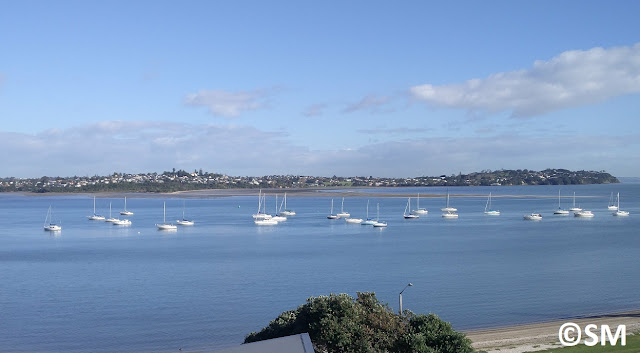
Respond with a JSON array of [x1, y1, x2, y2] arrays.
[[466, 310, 640, 353], [13, 187, 603, 199]]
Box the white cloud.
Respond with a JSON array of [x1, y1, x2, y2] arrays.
[[357, 127, 431, 135], [303, 103, 328, 117], [2, 121, 638, 178], [184, 89, 271, 117], [343, 94, 390, 113], [411, 43, 640, 117]]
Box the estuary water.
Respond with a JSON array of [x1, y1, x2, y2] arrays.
[[1, 184, 639, 352]]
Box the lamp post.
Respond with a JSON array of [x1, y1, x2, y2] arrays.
[[399, 283, 413, 315]]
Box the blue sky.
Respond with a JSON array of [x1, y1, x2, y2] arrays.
[[1, 0, 639, 178]]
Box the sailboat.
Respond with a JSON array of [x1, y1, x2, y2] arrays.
[[484, 192, 500, 215], [441, 191, 459, 218], [87, 196, 105, 220], [361, 200, 376, 225], [176, 200, 195, 225], [105, 202, 119, 222], [403, 198, 419, 219], [252, 189, 272, 219], [524, 213, 543, 220], [44, 205, 62, 231], [607, 192, 618, 210], [553, 190, 569, 215], [612, 193, 629, 216], [327, 199, 340, 219], [412, 193, 428, 215], [441, 191, 457, 212], [271, 194, 287, 222], [569, 192, 582, 212], [120, 196, 134, 216], [255, 194, 278, 225], [337, 197, 350, 218], [156, 202, 177, 230], [574, 209, 595, 218], [113, 218, 132, 226], [372, 203, 387, 227], [279, 193, 296, 216]]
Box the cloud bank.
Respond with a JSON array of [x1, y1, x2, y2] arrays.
[[184, 89, 271, 117], [411, 43, 640, 117], [2, 121, 638, 178]]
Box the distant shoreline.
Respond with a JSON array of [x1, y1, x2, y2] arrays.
[[0, 187, 604, 199], [465, 309, 640, 353]]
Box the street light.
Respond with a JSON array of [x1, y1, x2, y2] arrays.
[[399, 282, 413, 314]]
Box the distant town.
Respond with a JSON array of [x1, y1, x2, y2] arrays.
[[0, 168, 619, 193]]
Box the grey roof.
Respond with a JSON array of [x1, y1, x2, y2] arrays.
[[214, 333, 314, 353]]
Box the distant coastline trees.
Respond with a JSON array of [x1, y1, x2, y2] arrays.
[[244, 292, 473, 353], [0, 168, 619, 193]]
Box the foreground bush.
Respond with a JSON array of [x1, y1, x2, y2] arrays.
[[245, 292, 472, 353]]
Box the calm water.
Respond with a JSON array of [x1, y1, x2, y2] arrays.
[[1, 184, 639, 352]]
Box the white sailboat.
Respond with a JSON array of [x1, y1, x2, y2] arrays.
[[337, 197, 350, 218], [345, 216, 363, 224], [441, 191, 457, 212], [254, 218, 278, 225], [252, 189, 272, 219], [612, 193, 629, 216], [87, 196, 105, 220], [176, 200, 195, 225], [412, 193, 428, 215], [44, 205, 62, 231], [327, 199, 340, 219], [279, 192, 296, 216], [441, 210, 459, 218], [524, 213, 543, 220], [255, 194, 278, 225], [553, 190, 569, 215], [441, 192, 459, 218], [484, 192, 500, 215], [271, 194, 287, 222], [607, 192, 618, 210], [120, 196, 134, 216], [574, 210, 595, 218], [113, 218, 132, 226], [372, 203, 387, 227], [105, 202, 119, 222], [156, 202, 177, 230], [403, 198, 419, 219], [569, 192, 582, 212], [361, 200, 376, 225]]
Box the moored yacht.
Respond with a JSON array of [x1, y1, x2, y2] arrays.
[[44, 205, 62, 231], [569, 192, 582, 212], [327, 199, 340, 219], [612, 193, 629, 216], [553, 190, 569, 215], [412, 193, 428, 215], [403, 197, 420, 219], [156, 202, 177, 230], [336, 197, 350, 218], [120, 196, 134, 216], [87, 196, 105, 220], [574, 210, 594, 218], [441, 191, 457, 212], [524, 213, 542, 220], [345, 217, 363, 224], [484, 192, 500, 216]]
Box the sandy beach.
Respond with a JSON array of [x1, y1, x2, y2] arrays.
[[466, 310, 640, 353]]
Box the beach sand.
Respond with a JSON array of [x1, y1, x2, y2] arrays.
[[465, 310, 640, 353]]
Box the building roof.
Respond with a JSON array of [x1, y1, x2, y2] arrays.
[[214, 333, 314, 353]]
